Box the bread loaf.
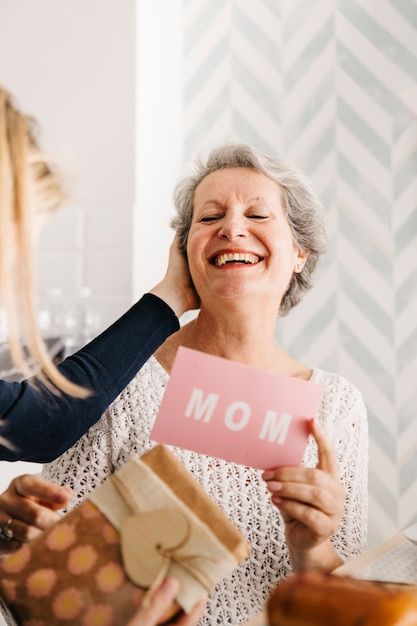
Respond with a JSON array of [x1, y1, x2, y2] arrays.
[[267, 572, 417, 626]]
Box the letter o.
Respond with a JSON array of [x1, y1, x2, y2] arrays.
[[224, 401, 251, 432]]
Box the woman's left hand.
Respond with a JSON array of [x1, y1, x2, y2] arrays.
[[0, 474, 71, 555], [262, 420, 345, 570]]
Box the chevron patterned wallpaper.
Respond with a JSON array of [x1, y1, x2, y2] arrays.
[[182, 0, 417, 546]]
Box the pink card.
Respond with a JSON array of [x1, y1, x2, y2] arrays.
[[151, 347, 323, 470]]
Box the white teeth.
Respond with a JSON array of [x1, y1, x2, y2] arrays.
[[214, 252, 260, 267]]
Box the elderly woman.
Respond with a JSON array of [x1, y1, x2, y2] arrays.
[[42, 144, 368, 625]]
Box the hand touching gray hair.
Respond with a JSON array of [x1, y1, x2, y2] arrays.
[[171, 143, 327, 316]]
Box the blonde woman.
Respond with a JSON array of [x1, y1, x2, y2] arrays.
[[0, 87, 203, 625], [0, 86, 197, 463]]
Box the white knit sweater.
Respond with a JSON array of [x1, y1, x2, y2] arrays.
[[43, 356, 368, 625]]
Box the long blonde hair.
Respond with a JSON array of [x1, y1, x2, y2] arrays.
[[0, 87, 88, 396]]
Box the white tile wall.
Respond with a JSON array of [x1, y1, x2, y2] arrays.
[[0, 0, 136, 339], [84, 204, 132, 250], [37, 202, 134, 334], [84, 250, 132, 305], [37, 251, 83, 294], [38, 204, 83, 250]]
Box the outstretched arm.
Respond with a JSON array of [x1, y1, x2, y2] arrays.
[[0, 237, 198, 463]]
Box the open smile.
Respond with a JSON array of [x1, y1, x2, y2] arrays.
[[209, 251, 264, 267]]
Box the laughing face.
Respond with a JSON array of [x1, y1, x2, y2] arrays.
[[187, 167, 307, 307]]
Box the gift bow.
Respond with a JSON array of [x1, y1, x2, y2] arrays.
[[120, 507, 218, 591], [90, 456, 238, 612]]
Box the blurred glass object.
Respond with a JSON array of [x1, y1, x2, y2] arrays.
[[38, 287, 101, 358], [62, 287, 101, 356]]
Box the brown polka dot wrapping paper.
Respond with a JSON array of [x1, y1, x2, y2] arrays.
[[0, 445, 249, 626]]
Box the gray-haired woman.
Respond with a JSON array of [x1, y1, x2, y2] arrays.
[[42, 144, 368, 625]]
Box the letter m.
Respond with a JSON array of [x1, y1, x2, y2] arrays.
[[258, 412, 292, 444], [184, 388, 219, 423]]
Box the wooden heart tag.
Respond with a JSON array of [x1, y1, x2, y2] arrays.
[[121, 508, 189, 588]]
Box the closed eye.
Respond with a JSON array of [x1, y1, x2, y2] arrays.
[[248, 215, 269, 220], [200, 215, 222, 223]]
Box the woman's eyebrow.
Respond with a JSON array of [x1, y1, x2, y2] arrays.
[[201, 197, 266, 206], [249, 196, 282, 209], [200, 199, 224, 208]]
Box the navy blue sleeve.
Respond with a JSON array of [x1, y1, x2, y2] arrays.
[[0, 294, 179, 463]]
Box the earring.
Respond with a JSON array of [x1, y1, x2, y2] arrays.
[[296, 263, 303, 273]]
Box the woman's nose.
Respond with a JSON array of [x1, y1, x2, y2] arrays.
[[217, 215, 247, 240]]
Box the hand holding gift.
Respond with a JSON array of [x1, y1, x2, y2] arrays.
[[0, 475, 71, 555], [0, 445, 249, 625], [0, 474, 206, 625], [126, 578, 205, 626]]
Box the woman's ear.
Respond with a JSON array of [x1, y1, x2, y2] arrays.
[[294, 249, 309, 273]]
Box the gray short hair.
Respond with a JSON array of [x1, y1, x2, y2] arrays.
[[172, 143, 327, 315]]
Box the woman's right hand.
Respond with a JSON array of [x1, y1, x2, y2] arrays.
[[150, 235, 199, 317], [0, 474, 71, 555], [127, 577, 206, 626]]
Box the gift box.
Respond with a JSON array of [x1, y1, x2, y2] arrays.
[[0, 445, 249, 626]]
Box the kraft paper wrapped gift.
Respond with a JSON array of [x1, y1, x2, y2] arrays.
[[0, 445, 249, 626]]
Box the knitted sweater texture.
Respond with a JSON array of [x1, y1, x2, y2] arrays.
[[43, 357, 368, 625]]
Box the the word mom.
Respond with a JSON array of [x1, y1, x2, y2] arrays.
[[185, 388, 293, 444]]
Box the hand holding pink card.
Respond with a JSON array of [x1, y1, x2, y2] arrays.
[[151, 347, 323, 470]]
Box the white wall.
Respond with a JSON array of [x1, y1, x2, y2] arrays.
[[134, 0, 184, 294], [0, 0, 135, 545], [0, 0, 135, 330]]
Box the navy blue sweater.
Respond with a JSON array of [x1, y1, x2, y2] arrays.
[[0, 294, 179, 463]]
